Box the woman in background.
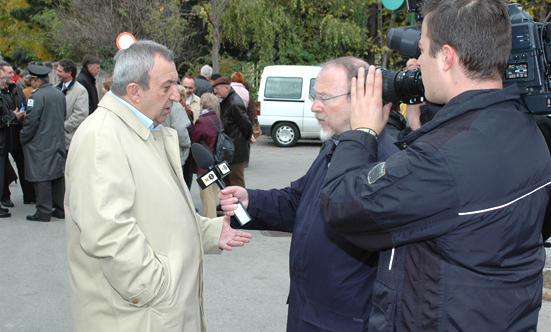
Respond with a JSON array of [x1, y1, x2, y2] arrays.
[[230, 72, 249, 108]]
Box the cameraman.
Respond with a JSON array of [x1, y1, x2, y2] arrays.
[[321, 0, 551, 331]]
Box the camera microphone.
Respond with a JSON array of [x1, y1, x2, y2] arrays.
[[191, 143, 251, 225]]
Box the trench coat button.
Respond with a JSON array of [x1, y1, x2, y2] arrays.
[[401, 143, 408, 149], [132, 299, 139, 304]]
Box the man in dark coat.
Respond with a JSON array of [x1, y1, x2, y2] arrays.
[[321, 1, 550, 331], [76, 54, 101, 114], [212, 77, 252, 187], [21, 64, 66, 222], [194, 65, 213, 97], [0, 67, 25, 217], [218, 57, 400, 331], [0, 62, 36, 207]]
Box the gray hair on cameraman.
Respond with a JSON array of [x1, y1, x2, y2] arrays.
[[111, 40, 174, 96]]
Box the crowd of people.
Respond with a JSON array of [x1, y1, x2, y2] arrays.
[[2, 0, 550, 330], [0, 54, 258, 223]]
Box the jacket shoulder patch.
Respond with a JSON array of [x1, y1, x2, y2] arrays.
[[368, 162, 386, 184]]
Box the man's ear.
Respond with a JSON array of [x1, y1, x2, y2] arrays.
[[441, 45, 455, 72], [126, 83, 142, 103]]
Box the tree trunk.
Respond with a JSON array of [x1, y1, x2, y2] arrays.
[[211, 0, 220, 73], [213, 23, 220, 73], [382, 10, 397, 68], [366, 2, 378, 65]]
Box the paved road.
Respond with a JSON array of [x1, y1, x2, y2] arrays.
[[0, 135, 549, 331]]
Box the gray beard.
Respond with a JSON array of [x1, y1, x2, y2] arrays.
[[319, 128, 334, 141]]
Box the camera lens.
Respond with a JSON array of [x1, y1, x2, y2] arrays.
[[360, 67, 425, 104]]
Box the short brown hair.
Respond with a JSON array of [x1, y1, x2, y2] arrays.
[[422, 0, 511, 81], [230, 72, 244, 84]]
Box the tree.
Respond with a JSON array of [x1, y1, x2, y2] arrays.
[[196, 0, 230, 73], [46, 0, 198, 65], [0, 0, 56, 64]]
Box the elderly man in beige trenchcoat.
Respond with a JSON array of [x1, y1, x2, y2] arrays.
[[64, 40, 252, 332]]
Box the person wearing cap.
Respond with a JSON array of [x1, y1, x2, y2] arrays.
[[212, 76, 252, 188], [76, 54, 101, 114], [55, 59, 89, 150], [20, 64, 66, 222], [0, 62, 36, 208], [209, 73, 222, 85]]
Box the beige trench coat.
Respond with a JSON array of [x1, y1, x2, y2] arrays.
[[63, 80, 89, 150], [65, 93, 223, 332]]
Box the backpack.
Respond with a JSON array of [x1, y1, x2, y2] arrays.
[[204, 116, 235, 164]]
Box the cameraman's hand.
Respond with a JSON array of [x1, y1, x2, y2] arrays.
[[350, 66, 391, 135]]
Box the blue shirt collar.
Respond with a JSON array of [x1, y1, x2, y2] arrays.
[[108, 91, 161, 130]]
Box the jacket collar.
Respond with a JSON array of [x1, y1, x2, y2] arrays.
[[98, 93, 151, 141], [80, 67, 96, 83], [397, 85, 520, 146], [221, 87, 236, 104], [1, 82, 18, 95], [56, 80, 75, 94]]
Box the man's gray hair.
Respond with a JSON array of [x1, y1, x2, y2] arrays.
[[200, 65, 213, 77], [111, 40, 174, 96], [319, 56, 369, 94]]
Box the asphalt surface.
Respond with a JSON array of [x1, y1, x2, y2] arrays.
[[0, 135, 550, 331]]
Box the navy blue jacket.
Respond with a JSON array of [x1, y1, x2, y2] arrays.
[[321, 86, 551, 332], [234, 130, 399, 331]]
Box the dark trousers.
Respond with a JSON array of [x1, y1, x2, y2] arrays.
[[2, 149, 36, 202], [34, 177, 64, 217], [0, 154, 6, 201]]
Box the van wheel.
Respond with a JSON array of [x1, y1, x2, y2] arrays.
[[272, 123, 299, 147]]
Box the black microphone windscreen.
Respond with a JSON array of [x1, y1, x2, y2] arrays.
[[191, 143, 214, 169]]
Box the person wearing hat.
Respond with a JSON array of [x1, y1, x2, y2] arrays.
[[212, 76, 252, 188], [20, 64, 67, 222]]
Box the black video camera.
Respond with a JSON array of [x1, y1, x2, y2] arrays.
[[380, 2, 551, 114]]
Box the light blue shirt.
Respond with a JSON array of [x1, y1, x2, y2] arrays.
[[108, 91, 161, 130]]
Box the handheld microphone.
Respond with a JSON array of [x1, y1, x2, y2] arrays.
[[191, 143, 251, 225]]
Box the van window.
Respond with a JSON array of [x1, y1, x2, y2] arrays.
[[265, 77, 303, 99], [309, 78, 316, 95]]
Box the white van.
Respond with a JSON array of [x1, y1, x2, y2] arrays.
[[257, 65, 321, 147]]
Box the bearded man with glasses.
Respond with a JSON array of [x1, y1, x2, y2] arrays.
[[218, 56, 399, 331]]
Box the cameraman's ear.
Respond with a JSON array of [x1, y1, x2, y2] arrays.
[[441, 45, 455, 71]]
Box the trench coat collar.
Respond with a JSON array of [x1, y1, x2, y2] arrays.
[[98, 93, 152, 141]]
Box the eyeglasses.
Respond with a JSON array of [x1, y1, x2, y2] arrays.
[[308, 92, 350, 105]]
